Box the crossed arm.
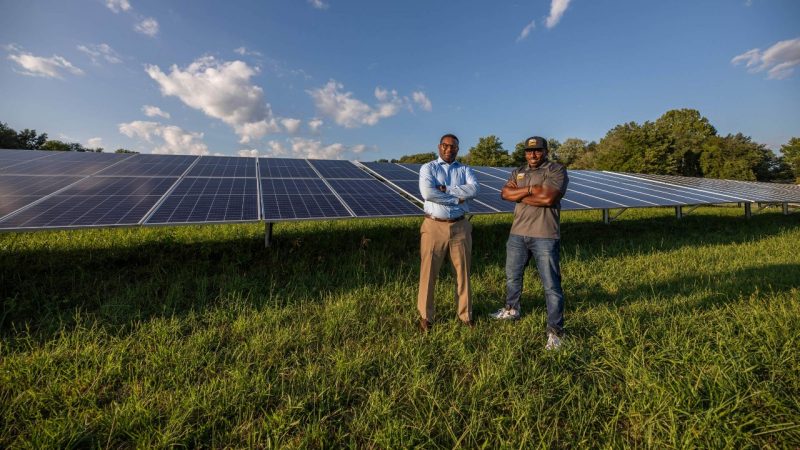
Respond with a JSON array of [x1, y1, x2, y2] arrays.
[[501, 180, 562, 207], [419, 166, 479, 205]]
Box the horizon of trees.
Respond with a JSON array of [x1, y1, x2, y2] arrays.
[[0, 122, 135, 154], [389, 109, 798, 183]]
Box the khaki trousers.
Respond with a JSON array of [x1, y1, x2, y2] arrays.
[[418, 217, 473, 323]]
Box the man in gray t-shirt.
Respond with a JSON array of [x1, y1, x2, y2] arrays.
[[490, 136, 569, 350]]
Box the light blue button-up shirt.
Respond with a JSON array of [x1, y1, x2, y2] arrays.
[[419, 157, 480, 219]]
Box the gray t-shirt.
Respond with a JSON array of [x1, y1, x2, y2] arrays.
[[508, 161, 569, 239]]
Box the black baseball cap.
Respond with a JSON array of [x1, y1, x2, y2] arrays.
[[523, 136, 548, 150]]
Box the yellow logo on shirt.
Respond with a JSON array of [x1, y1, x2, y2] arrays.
[[516, 174, 524, 180]]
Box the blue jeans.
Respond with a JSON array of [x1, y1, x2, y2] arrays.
[[505, 234, 564, 335]]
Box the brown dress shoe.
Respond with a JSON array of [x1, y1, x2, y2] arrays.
[[418, 318, 432, 332]]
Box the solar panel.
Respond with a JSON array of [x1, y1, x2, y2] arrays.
[[0, 175, 83, 217], [261, 178, 351, 220], [146, 177, 259, 224], [309, 159, 372, 179], [258, 158, 318, 178], [97, 154, 197, 177], [1, 151, 130, 176], [626, 173, 800, 203], [187, 156, 257, 178], [361, 162, 418, 180], [0, 149, 58, 169], [0, 176, 177, 229], [326, 179, 422, 217]]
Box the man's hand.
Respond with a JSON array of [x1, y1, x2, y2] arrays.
[[437, 185, 447, 192]]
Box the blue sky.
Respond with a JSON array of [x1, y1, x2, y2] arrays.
[[1, 0, 799, 160]]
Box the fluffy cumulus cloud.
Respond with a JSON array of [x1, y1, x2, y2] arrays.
[[545, 0, 572, 29], [142, 105, 170, 119], [87, 137, 103, 148], [732, 37, 800, 80], [119, 120, 209, 155], [5, 45, 83, 78], [308, 0, 329, 10], [105, 0, 131, 13], [308, 118, 324, 133], [135, 18, 159, 37], [412, 91, 432, 111], [255, 137, 367, 160], [517, 20, 536, 42], [309, 80, 414, 128], [77, 43, 122, 64], [280, 118, 302, 134], [145, 56, 283, 143]]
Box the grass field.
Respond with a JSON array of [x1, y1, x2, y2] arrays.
[[1, 206, 799, 448]]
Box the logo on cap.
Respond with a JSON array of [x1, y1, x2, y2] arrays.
[[527, 138, 538, 147]]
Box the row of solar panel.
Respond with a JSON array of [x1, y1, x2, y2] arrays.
[[1, 149, 799, 231]]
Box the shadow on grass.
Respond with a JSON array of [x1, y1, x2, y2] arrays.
[[1, 209, 797, 338]]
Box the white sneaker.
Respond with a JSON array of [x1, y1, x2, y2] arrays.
[[490, 307, 520, 320], [545, 332, 562, 351]]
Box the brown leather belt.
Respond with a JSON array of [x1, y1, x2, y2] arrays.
[[425, 214, 465, 223]]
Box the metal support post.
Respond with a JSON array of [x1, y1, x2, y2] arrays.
[[675, 206, 683, 219], [265, 222, 273, 248], [602, 209, 610, 224], [784, 203, 789, 215], [744, 202, 752, 219]]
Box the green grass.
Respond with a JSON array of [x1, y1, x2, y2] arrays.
[[1, 206, 799, 448]]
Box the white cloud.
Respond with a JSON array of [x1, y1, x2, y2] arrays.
[[261, 137, 368, 159], [412, 91, 432, 111], [234, 46, 263, 57], [77, 43, 122, 64], [87, 137, 103, 148], [142, 105, 170, 119], [545, 0, 572, 29], [119, 120, 209, 155], [280, 118, 302, 134], [732, 37, 800, 80], [308, 118, 324, 133], [135, 18, 159, 37], [237, 149, 260, 157], [106, 0, 131, 13], [309, 80, 407, 128], [517, 20, 536, 42], [146, 56, 281, 143], [308, 0, 329, 10], [6, 45, 83, 78]]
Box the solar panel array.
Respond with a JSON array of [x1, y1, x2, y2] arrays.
[[1, 149, 799, 232]]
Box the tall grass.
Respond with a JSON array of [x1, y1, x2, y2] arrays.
[[1, 206, 798, 448]]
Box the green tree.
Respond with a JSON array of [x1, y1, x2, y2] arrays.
[[16, 128, 48, 150], [398, 152, 436, 164], [653, 109, 716, 176], [699, 134, 773, 181], [115, 148, 138, 154], [781, 137, 800, 180], [0, 122, 19, 148], [593, 122, 651, 173], [41, 140, 72, 151], [553, 138, 587, 168], [465, 135, 512, 167]]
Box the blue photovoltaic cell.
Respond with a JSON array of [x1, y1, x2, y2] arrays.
[[1, 151, 130, 176], [259, 158, 317, 178], [309, 159, 372, 179], [0, 175, 83, 217], [397, 163, 423, 173], [326, 179, 421, 217], [573, 171, 740, 205], [0, 177, 177, 229], [147, 178, 259, 223], [0, 149, 58, 169], [97, 154, 197, 177], [261, 178, 350, 220], [626, 173, 800, 203], [187, 156, 257, 178], [361, 162, 418, 180]]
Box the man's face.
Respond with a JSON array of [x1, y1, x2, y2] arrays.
[[525, 148, 547, 167], [438, 137, 459, 163]]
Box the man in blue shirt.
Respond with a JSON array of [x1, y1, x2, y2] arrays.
[[417, 133, 480, 331]]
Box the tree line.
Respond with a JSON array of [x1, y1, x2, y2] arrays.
[[0, 122, 136, 154], [386, 109, 799, 183]]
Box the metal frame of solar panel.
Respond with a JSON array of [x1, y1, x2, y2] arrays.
[[1, 150, 798, 235]]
